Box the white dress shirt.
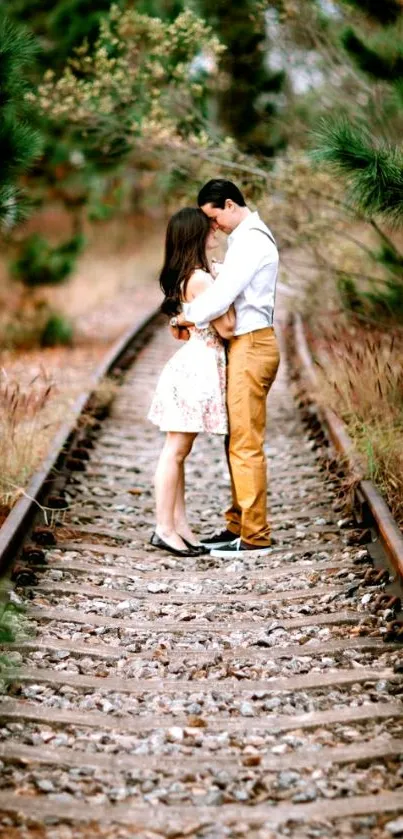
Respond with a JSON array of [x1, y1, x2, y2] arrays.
[[183, 210, 278, 336]]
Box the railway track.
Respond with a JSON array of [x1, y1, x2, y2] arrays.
[[1, 312, 403, 839]]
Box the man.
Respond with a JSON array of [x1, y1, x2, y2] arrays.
[[173, 178, 280, 557]]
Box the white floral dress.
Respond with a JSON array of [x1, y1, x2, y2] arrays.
[[148, 323, 228, 434]]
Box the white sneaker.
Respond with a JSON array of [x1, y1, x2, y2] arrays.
[[211, 538, 274, 558]]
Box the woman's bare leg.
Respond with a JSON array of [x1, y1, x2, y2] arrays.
[[154, 431, 196, 550], [174, 461, 200, 545]]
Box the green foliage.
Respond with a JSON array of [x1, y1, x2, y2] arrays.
[[375, 244, 403, 275], [136, 0, 185, 20], [364, 280, 403, 320], [338, 0, 402, 25], [35, 6, 224, 169], [1, 302, 73, 349], [10, 0, 126, 70], [0, 603, 24, 644], [40, 313, 74, 346], [0, 585, 28, 681], [338, 243, 403, 323], [338, 273, 403, 322], [0, 117, 41, 186], [341, 25, 403, 82], [0, 14, 37, 103], [12, 233, 85, 287], [0, 585, 25, 646], [337, 275, 364, 313], [198, 0, 286, 155], [0, 14, 43, 226], [48, 0, 126, 67], [312, 118, 403, 225]]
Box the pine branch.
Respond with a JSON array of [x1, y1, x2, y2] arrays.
[[341, 26, 403, 82], [312, 118, 403, 226], [0, 13, 37, 100], [0, 116, 42, 183], [0, 14, 43, 226], [337, 0, 402, 26]]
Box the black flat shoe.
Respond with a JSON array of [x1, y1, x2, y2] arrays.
[[150, 533, 200, 557], [181, 537, 209, 555]]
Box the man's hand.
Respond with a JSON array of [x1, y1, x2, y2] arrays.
[[170, 325, 190, 341]]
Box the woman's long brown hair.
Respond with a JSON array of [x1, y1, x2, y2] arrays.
[[159, 208, 210, 315]]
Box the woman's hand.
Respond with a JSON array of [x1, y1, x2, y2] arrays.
[[210, 259, 223, 279], [170, 325, 190, 341], [173, 312, 194, 328]]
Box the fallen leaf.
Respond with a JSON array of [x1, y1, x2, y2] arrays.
[[242, 755, 261, 767], [186, 715, 207, 728]]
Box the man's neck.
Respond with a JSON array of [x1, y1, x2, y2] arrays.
[[230, 206, 251, 234], [238, 207, 251, 225]]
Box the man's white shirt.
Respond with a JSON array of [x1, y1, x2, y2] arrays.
[[182, 210, 278, 336]]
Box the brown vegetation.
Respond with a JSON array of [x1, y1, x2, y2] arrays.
[[0, 369, 54, 519], [309, 319, 403, 526]]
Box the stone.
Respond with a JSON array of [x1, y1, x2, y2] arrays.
[[48, 570, 64, 581], [240, 702, 255, 717], [233, 789, 249, 801], [278, 770, 300, 788], [292, 785, 318, 802], [263, 697, 282, 711], [187, 703, 203, 715], [36, 779, 55, 792], [204, 790, 223, 805], [167, 727, 184, 742]]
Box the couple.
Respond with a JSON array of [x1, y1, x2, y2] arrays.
[[148, 179, 280, 559]]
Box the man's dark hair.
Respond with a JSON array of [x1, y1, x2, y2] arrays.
[[197, 179, 246, 209]]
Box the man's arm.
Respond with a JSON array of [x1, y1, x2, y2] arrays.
[[179, 234, 272, 327]]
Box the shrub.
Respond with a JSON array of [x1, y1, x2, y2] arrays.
[[11, 233, 85, 287], [40, 313, 73, 346]]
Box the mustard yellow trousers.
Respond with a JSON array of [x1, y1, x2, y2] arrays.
[[225, 327, 280, 546]]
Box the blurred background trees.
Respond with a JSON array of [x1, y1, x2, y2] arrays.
[[198, 0, 286, 156], [2, 1, 223, 346], [2, 0, 403, 339], [309, 0, 403, 321]]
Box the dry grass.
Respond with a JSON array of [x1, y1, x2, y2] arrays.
[[310, 322, 403, 525], [0, 369, 57, 518]]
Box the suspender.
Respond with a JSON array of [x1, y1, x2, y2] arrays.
[[250, 227, 277, 247]]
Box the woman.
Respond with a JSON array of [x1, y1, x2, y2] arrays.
[[148, 208, 235, 557]]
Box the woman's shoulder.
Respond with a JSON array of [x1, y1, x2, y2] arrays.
[[191, 268, 213, 281], [185, 269, 213, 301]]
